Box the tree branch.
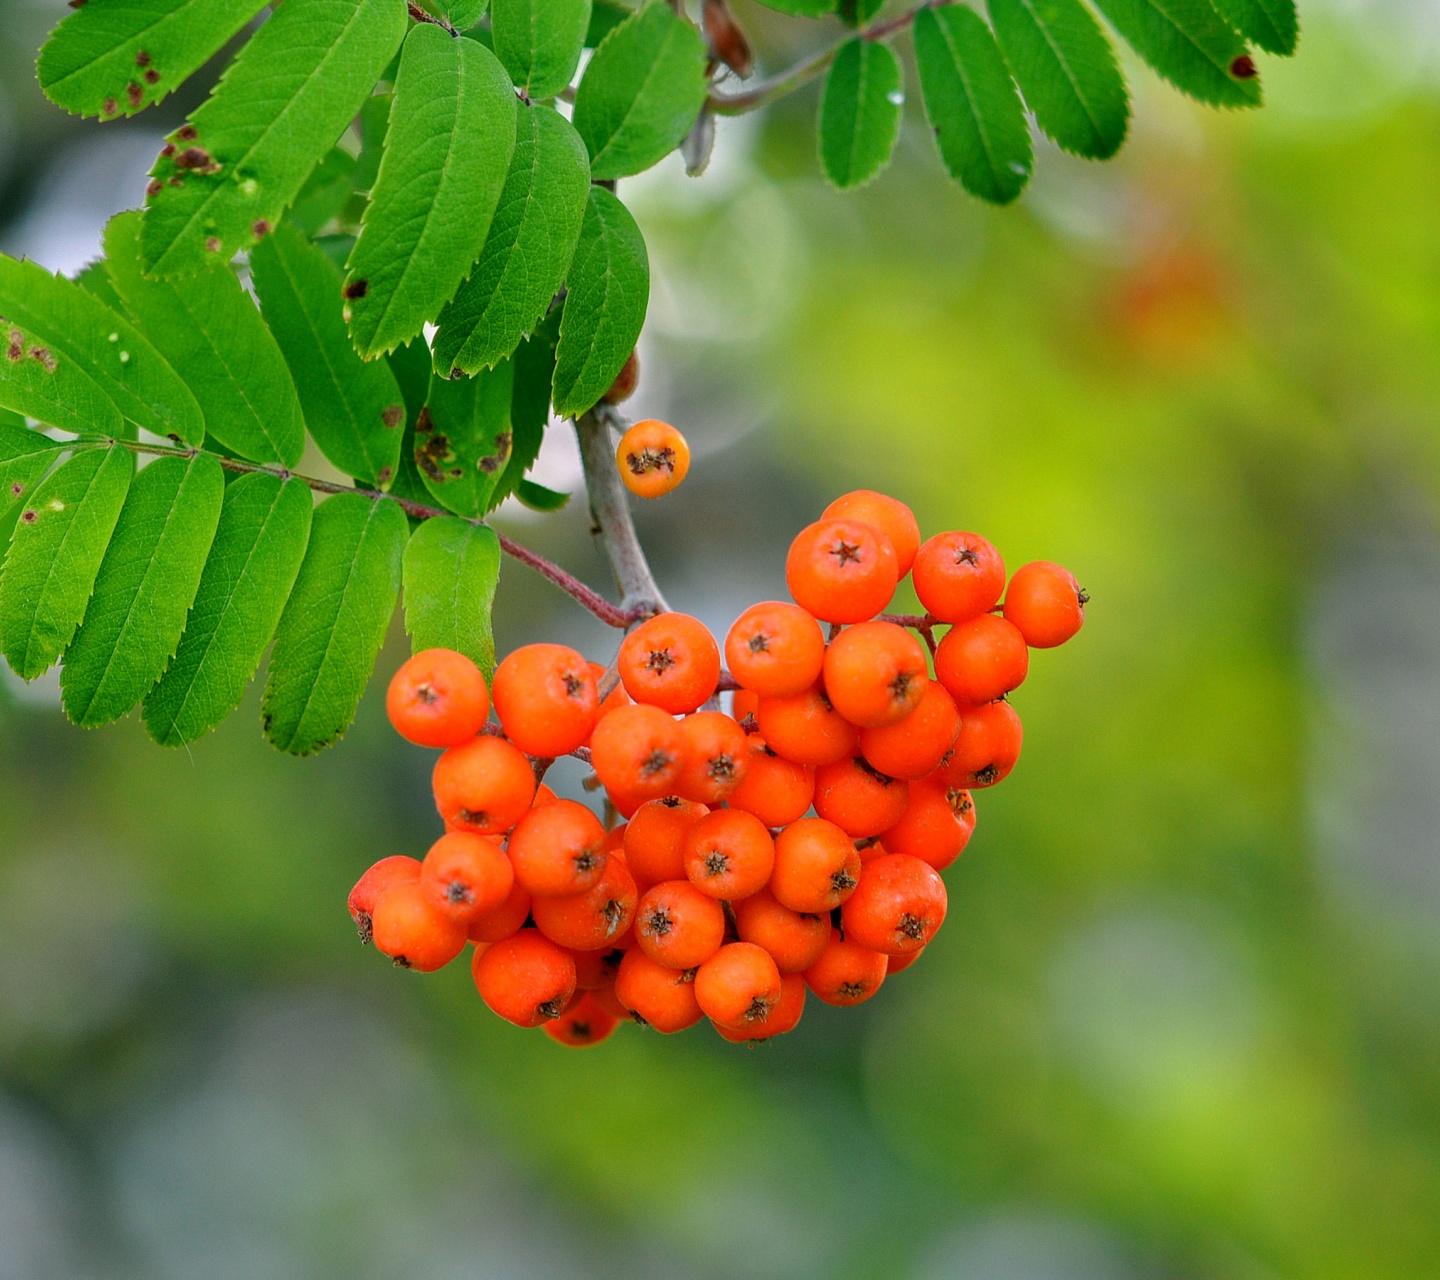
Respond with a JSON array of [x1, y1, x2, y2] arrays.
[[406, 1, 458, 36]]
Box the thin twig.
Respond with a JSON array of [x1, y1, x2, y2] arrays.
[[407, 1, 458, 36]]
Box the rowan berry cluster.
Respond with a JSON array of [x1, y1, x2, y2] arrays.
[[349, 490, 1085, 1047]]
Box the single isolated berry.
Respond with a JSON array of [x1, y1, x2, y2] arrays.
[[491, 643, 600, 759], [347, 855, 421, 944], [786, 518, 899, 624], [616, 419, 691, 499], [841, 853, 948, 956], [933, 614, 1029, 707], [472, 929, 578, 1027], [912, 532, 1006, 624], [432, 735, 537, 835], [695, 942, 782, 1031], [634, 879, 727, 970], [507, 799, 609, 897], [371, 878, 468, 972], [624, 795, 710, 885], [419, 831, 514, 924], [939, 699, 1023, 789], [725, 601, 827, 698], [675, 710, 751, 804], [822, 620, 929, 728], [618, 612, 721, 714], [1002, 560, 1087, 648], [386, 648, 490, 748], [727, 738, 816, 828]]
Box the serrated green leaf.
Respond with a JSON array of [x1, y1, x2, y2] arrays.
[[104, 212, 305, 468], [756, 0, 837, 16], [551, 187, 648, 417], [0, 447, 132, 681], [352, 94, 393, 193], [37, 0, 268, 121], [60, 453, 224, 727], [989, 0, 1130, 159], [586, 0, 632, 46], [140, 0, 407, 277], [345, 27, 517, 358], [573, 2, 708, 180], [516, 479, 569, 511], [914, 5, 1032, 205], [290, 147, 359, 236], [818, 38, 904, 191], [1211, 0, 1296, 56], [383, 339, 437, 507], [142, 473, 313, 746], [1092, 0, 1260, 106], [250, 222, 406, 487], [492, 309, 560, 506], [493, 0, 592, 98], [416, 362, 516, 516], [0, 255, 204, 443], [433, 106, 590, 377], [261, 491, 408, 755], [0, 423, 64, 519], [402, 516, 500, 675], [433, 0, 490, 25], [75, 260, 126, 311]]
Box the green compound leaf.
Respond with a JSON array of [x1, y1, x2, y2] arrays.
[[1211, 0, 1296, 56], [74, 260, 126, 311], [37, 0, 268, 121], [492, 309, 560, 507], [262, 491, 408, 755], [551, 187, 648, 418], [1092, 0, 1261, 106], [290, 147, 359, 236], [914, 5, 1032, 205], [0, 447, 132, 681], [516, 479, 569, 511], [60, 452, 224, 728], [818, 37, 904, 191], [585, 0, 631, 46], [104, 212, 305, 467], [140, 0, 407, 277], [0, 255, 204, 444], [345, 25, 518, 358], [383, 339, 438, 508], [573, 2, 709, 181], [492, 0, 592, 98], [416, 361, 516, 516], [0, 423, 65, 520], [988, 0, 1130, 159], [142, 473, 313, 747], [402, 516, 501, 676], [433, 0, 490, 26], [250, 222, 406, 488], [432, 105, 590, 378]]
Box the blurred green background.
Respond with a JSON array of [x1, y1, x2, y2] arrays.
[[3, 1, 1440, 1276]]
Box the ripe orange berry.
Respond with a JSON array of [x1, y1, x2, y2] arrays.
[[432, 735, 537, 835], [886, 945, 924, 974], [508, 799, 608, 897], [880, 776, 974, 870], [533, 782, 558, 806], [803, 928, 888, 1006], [933, 615, 1029, 707], [635, 880, 726, 970], [386, 648, 490, 748], [716, 972, 806, 1042], [674, 711, 750, 804], [770, 817, 862, 913], [727, 738, 815, 828], [841, 853, 947, 956], [731, 687, 760, 726], [732, 889, 830, 974], [859, 679, 961, 780], [472, 929, 577, 1027], [813, 756, 911, 838], [618, 613, 721, 714], [467, 879, 533, 944], [623, 796, 709, 884], [724, 602, 826, 698], [786, 518, 898, 623], [491, 643, 600, 759], [348, 855, 421, 944], [821, 491, 921, 578], [822, 621, 929, 728], [938, 699, 1023, 788], [756, 681, 859, 767], [615, 947, 703, 1032], [1003, 560, 1087, 647], [589, 703, 687, 800], [419, 832, 514, 924], [590, 979, 630, 1021], [543, 993, 619, 1047], [371, 878, 468, 972], [683, 808, 775, 900], [695, 942, 782, 1030], [570, 946, 626, 991], [616, 419, 691, 499], [532, 858, 637, 951], [587, 660, 633, 717], [912, 531, 1006, 623]]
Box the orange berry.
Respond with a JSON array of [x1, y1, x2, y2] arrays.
[[472, 929, 577, 1027], [616, 419, 691, 499], [588, 660, 634, 717], [716, 972, 806, 1042], [731, 688, 760, 726], [618, 613, 721, 714], [938, 699, 1023, 788], [821, 491, 921, 578], [695, 941, 782, 1030], [880, 776, 974, 870], [933, 615, 1029, 706], [634, 880, 726, 970], [590, 979, 630, 1021], [623, 796, 709, 884], [533, 782, 558, 806], [886, 945, 924, 974], [371, 878, 468, 972], [508, 799, 608, 897], [531, 857, 637, 951], [589, 703, 687, 801], [724, 602, 826, 698], [674, 710, 750, 803], [419, 831, 514, 924], [841, 853, 947, 956], [822, 621, 929, 728], [813, 755, 911, 837], [1002, 560, 1086, 647], [615, 947, 703, 1032], [785, 518, 898, 623], [492, 643, 600, 758], [727, 738, 815, 828], [912, 532, 1006, 623], [386, 648, 490, 748], [732, 889, 830, 974], [466, 879, 533, 944], [347, 855, 421, 944], [570, 946, 626, 991], [543, 993, 620, 1047], [770, 817, 862, 913], [682, 808, 775, 900], [755, 681, 859, 767], [432, 735, 536, 835], [859, 679, 961, 780], [803, 928, 888, 1006]]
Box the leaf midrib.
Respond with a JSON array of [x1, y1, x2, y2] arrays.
[[934, 16, 1007, 197], [589, 19, 689, 170], [45, 0, 213, 93], [1013, 0, 1107, 143]]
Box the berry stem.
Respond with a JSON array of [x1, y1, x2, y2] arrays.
[[406, 1, 458, 36], [878, 611, 939, 655]]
